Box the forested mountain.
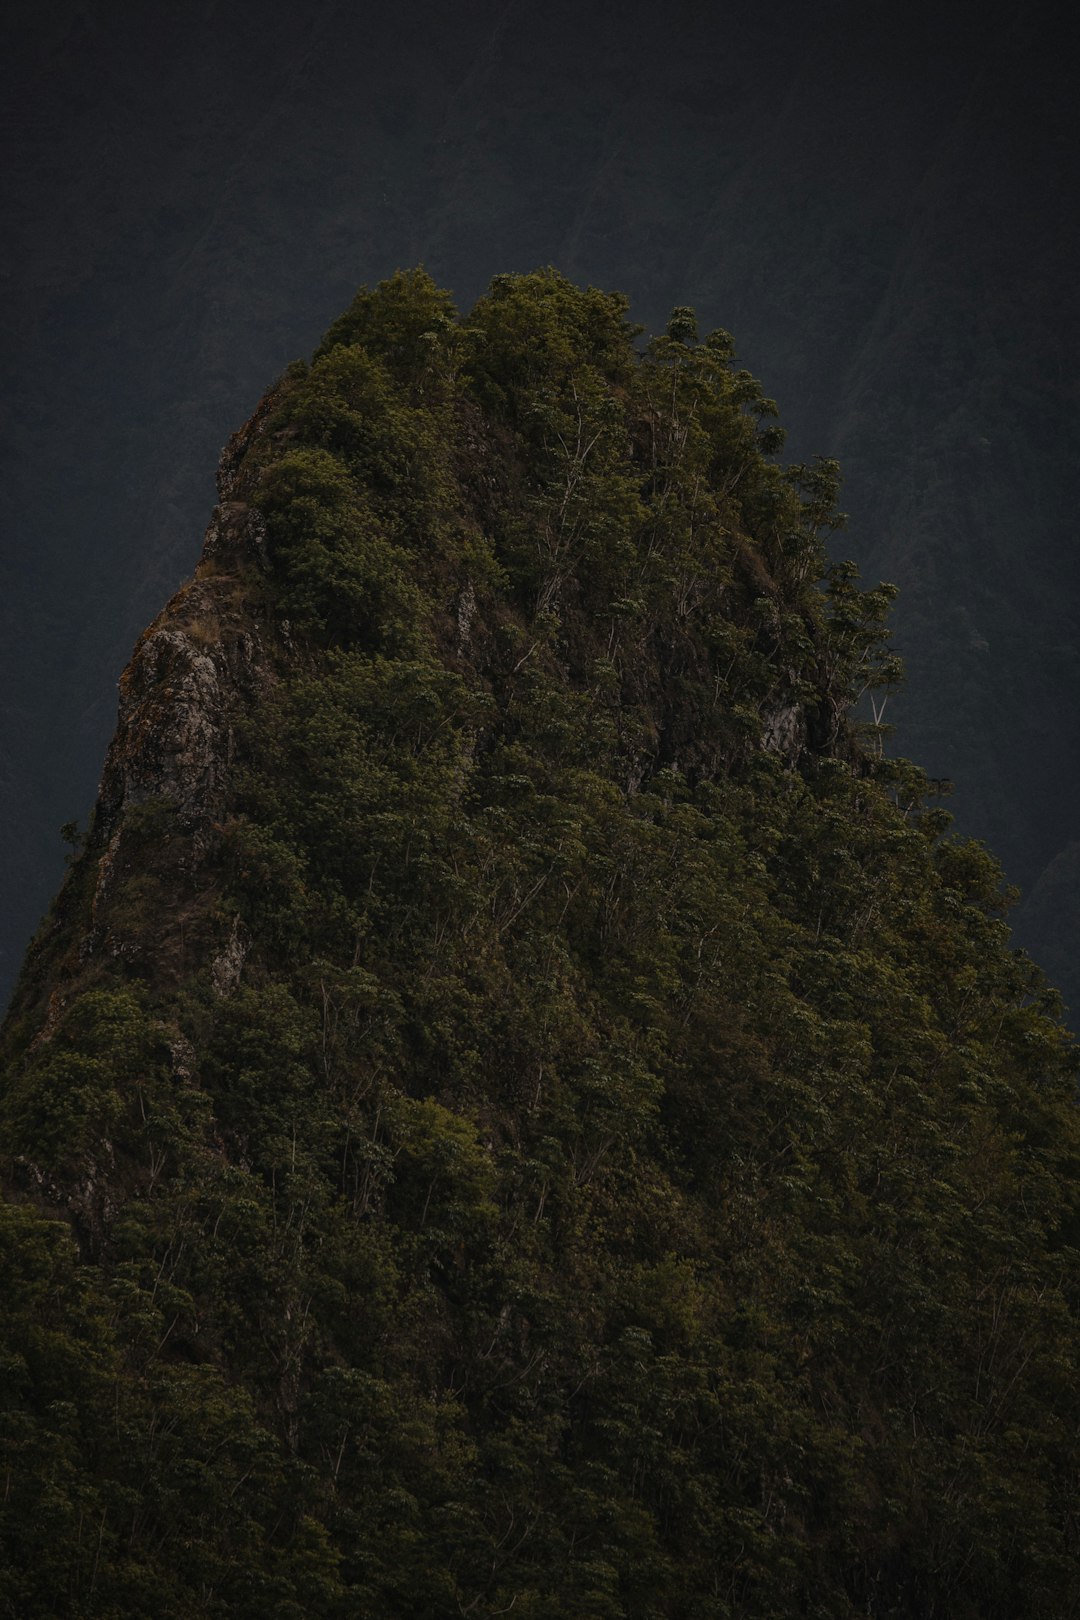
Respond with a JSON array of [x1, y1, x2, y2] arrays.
[[2, 271, 1077, 1618], [3, 0, 1079, 1010]]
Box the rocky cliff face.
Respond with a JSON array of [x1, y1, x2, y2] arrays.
[[95, 406, 277, 844], [11, 400, 281, 1031]]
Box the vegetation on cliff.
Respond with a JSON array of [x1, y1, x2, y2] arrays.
[[1, 269, 1077, 1618]]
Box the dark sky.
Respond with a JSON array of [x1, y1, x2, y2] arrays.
[[3, 0, 1078, 1007]]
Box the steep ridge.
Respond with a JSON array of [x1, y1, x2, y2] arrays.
[[2, 272, 1078, 1618]]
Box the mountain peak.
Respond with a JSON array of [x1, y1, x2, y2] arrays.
[[2, 269, 1076, 1618]]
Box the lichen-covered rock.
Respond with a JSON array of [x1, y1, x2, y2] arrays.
[[761, 698, 807, 761]]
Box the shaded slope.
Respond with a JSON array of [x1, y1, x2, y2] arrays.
[[2, 271, 1078, 1619]]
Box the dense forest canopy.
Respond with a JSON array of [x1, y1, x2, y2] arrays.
[[2, 270, 1078, 1618]]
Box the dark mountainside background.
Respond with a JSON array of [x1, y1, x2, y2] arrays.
[[3, 0, 1078, 1009]]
